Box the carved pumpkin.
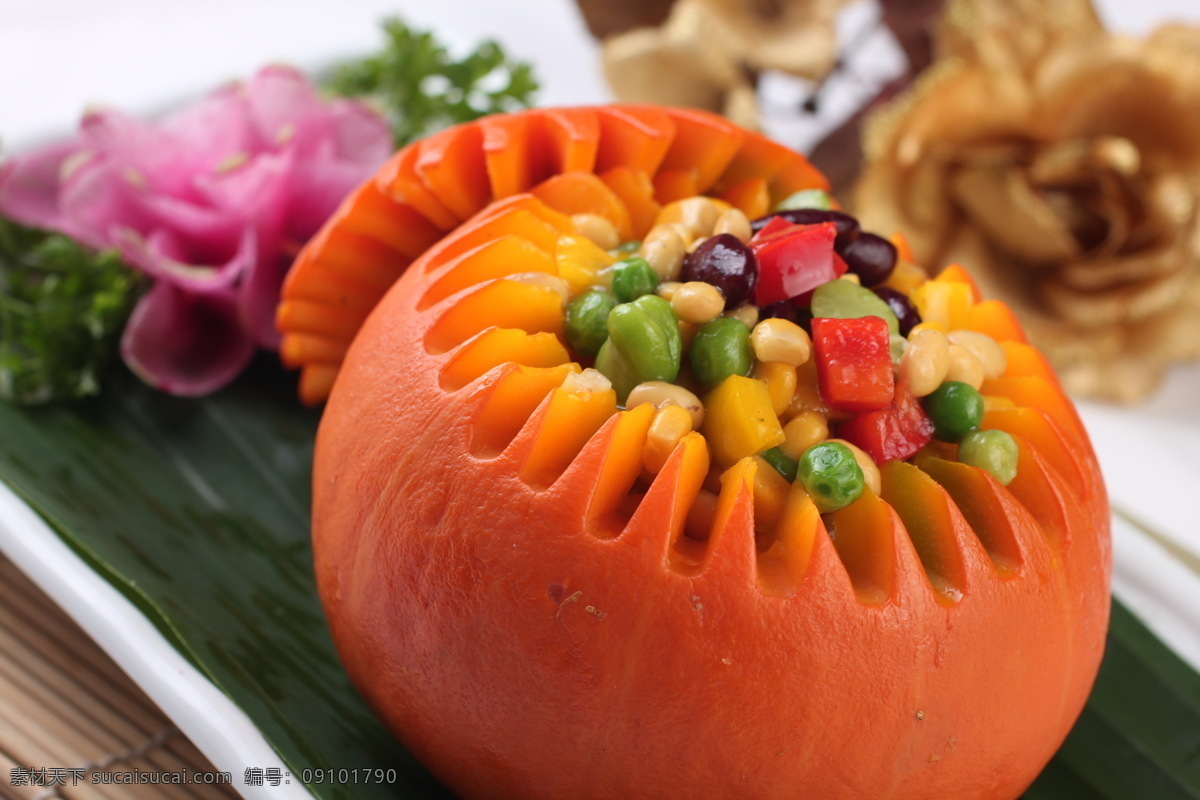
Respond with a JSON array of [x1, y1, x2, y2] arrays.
[[300, 106, 1111, 800]]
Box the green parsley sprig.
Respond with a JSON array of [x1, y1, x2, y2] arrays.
[[328, 17, 539, 147], [0, 217, 139, 404]]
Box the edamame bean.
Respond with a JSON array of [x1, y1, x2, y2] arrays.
[[773, 189, 833, 211], [958, 429, 1018, 485], [611, 257, 660, 302], [811, 279, 900, 336], [594, 295, 682, 400], [564, 288, 617, 357], [797, 441, 865, 513], [689, 317, 752, 388]]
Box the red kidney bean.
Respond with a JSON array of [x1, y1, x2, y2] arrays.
[[841, 233, 898, 286], [751, 209, 860, 250], [681, 233, 758, 309], [872, 286, 922, 336]]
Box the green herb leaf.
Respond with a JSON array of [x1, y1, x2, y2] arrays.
[[327, 16, 538, 147], [0, 216, 140, 404]]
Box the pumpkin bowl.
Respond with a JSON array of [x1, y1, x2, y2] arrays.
[[303, 106, 1111, 800]]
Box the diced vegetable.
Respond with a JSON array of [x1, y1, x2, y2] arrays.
[[702, 375, 785, 466], [751, 222, 844, 306], [773, 189, 833, 211], [836, 384, 934, 464], [751, 209, 859, 251], [811, 316, 894, 412], [910, 280, 974, 330], [555, 233, 616, 295], [751, 215, 794, 241]]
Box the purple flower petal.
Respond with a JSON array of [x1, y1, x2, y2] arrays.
[[79, 108, 198, 197], [121, 281, 256, 396], [56, 156, 152, 249], [191, 149, 293, 220], [0, 139, 83, 230], [284, 157, 371, 241], [6, 64, 392, 396], [116, 225, 255, 290], [245, 65, 323, 145], [159, 82, 263, 163], [239, 248, 291, 350], [133, 191, 245, 254], [327, 100, 393, 164]]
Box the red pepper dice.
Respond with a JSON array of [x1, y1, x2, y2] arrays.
[[811, 316, 895, 412], [751, 221, 846, 306], [837, 384, 935, 464]]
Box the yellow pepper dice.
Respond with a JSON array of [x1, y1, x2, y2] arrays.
[[702, 375, 785, 467], [910, 280, 974, 331], [555, 233, 616, 295]]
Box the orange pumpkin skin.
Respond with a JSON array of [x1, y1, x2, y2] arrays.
[[313, 203, 1111, 799], [279, 105, 828, 404], [307, 106, 1111, 799]]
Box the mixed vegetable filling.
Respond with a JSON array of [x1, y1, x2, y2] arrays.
[[553, 192, 1018, 532]]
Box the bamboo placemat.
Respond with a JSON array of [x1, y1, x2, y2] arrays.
[[0, 557, 239, 800]]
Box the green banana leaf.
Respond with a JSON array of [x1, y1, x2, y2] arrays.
[[0, 362, 1196, 799]]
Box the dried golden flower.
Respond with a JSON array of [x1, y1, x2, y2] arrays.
[[596, 0, 849, 129], [854, 0, 1200, 402]]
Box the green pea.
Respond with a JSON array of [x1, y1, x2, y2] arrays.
[[774, 189, 833, 211], [762, 446, 798, 482], [810, 279, 900, 336], [689, 317, 752, 388], [594, 295, 682, 400], [611, 240, 641, 256], [889, 333, 907, 365], [922, 381, 985, 441], [958, 429, 1019, 485], [797, 441, 865, 513], [611, 256, 660, 302], [564, 288, 618, 358]]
